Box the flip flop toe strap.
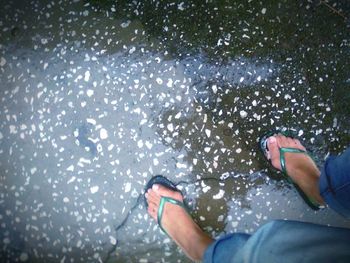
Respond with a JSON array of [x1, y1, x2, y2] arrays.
[[157, 196, 186, 235], [279, 147, 321, 209], [279, 147, 307, 175]]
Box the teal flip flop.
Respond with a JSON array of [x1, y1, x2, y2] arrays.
[[259, 130, 322, 210], [145, 175, 188, 235]]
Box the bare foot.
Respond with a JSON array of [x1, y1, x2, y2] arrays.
[[146, 184, 213, 261], [267, 135, 325, 205]]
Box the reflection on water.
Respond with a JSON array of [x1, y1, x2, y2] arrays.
[[0, 0, 349, 262]]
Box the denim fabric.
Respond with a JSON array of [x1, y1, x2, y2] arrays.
[[203, 147, 350, 262], [319, 147, 350, 218], [203, 220, 350, 263]]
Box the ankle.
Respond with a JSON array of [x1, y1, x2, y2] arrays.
[[180, 225, 213, 261]]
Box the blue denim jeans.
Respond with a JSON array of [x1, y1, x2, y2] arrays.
[[203, 147, 350, 263], [319, 147, 350, 218], [203, 220, 350, 263]]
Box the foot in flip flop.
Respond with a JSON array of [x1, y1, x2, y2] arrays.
[[261, 133, 325, 208], [145, 180, 213, 261]]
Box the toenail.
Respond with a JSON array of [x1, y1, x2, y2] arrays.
[[268, 137, 276, 143], [145, 193, 148, 198], [152, 184, 159, 191]]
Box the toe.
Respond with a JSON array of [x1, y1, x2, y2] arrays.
[[267, 136, 282, 170], [286, 137, 295, 145], [276, 135, 306, 152], [276, 134, 288, 148], [152, 184, 183, 202], [293, 138, 306, 151], [147, 189, 161, 205], [147, 203, 157, 220]]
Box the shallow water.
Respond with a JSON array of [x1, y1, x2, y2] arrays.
[[0, 0, 349, 262]]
